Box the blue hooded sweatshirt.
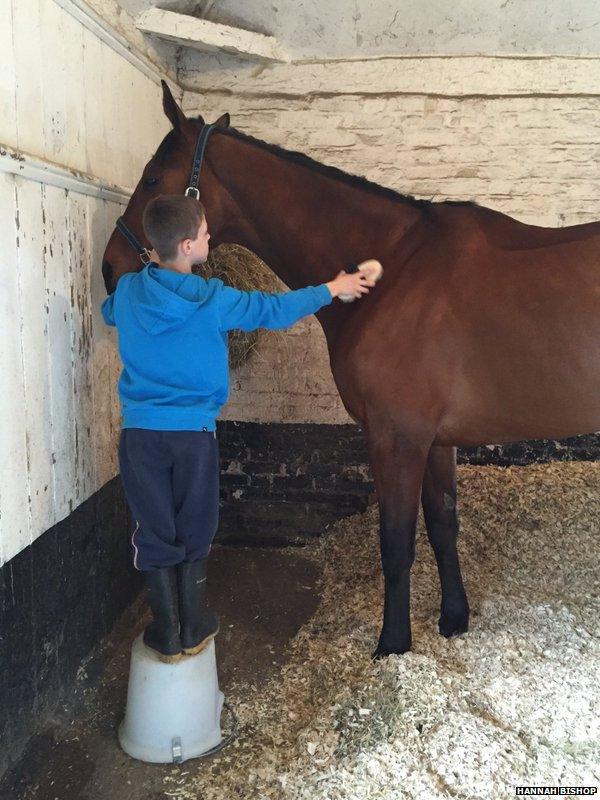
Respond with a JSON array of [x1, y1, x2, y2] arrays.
[[100, 263, 333, 431]]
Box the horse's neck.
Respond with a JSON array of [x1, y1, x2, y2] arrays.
[[209, 131, 421, 292]]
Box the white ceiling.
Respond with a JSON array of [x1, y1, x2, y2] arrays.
[[115, 0, 600, 64]]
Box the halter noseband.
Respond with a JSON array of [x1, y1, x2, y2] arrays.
[[115, 122, 218, 264]]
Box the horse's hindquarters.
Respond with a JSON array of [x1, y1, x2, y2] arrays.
[[438, 242, 600, 446]]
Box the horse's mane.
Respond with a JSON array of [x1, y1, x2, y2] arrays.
[[200, 120, 479, 213]]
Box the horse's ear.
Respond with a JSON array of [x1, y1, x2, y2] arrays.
[[214, 112, 230, 128], [161, 79, 187, 131]]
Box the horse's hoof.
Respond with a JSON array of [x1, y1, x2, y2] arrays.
[[371, 639, 411, 660], [438, 610, 469, 638]]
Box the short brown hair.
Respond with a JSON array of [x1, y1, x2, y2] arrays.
[[142, 195, 206, 261]]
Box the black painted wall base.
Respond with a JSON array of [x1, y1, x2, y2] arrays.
[[459, 434, 600, 465], [216, 421, 372, 546], [0, 476, 140, 778], [1, 420, 598, 778], [215, 421, 600, 546]]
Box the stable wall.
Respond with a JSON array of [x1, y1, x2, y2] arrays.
[[0, 0, 176, 776], [0, 0, 176, 567]]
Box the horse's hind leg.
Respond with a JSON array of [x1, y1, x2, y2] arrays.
[[421, 445, 470, 637]]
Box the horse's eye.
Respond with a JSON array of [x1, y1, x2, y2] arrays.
[[144, 176, 160, 187]]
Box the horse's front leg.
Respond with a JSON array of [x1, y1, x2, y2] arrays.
[[366, 429, 431, 659], [421, 445, 470, 638]]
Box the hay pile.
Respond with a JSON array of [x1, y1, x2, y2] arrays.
[[194, 244, 286, 370], [163, 461, 600, 799]]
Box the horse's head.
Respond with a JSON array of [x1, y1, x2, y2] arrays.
[[101, 81, 230, 293]]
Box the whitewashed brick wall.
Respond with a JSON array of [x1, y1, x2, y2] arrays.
[[181, 55, 600, 426], [223, 313, 350, 424]]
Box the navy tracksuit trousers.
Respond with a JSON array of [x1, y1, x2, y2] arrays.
[[118, 428, 220, 572]]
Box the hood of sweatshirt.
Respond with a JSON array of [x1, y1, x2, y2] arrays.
[[130, 263, 210, 335]]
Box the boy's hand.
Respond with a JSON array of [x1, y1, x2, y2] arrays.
[[326, 262, 377, 300], [326, 270, 375, 300]]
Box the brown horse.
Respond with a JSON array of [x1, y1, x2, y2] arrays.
[[102, 81, 600, 659]]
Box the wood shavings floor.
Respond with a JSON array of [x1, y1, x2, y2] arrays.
[[3, 462, 598, 800], [163, 461, 600, 800]]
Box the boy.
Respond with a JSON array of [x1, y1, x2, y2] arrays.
[[100, 194, 375, 663]]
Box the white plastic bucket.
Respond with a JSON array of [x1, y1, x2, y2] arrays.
[[118, 633, 224, 763]]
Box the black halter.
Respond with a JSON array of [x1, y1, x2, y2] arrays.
[[116, 122, 218, 265]]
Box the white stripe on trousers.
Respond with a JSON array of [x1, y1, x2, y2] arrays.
[[131, 519, 141, 570]]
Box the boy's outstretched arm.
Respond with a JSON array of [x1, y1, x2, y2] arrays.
[[217, 282, 333, 332], [217, 268, 376, 332]]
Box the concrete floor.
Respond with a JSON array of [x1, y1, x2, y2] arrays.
[[0, 544, 322, 800]]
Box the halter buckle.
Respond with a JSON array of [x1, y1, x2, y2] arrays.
[[140, 249, 152, 265], [185, 186, 200, 199]]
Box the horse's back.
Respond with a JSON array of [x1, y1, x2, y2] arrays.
[[441, 202, 600, 251]]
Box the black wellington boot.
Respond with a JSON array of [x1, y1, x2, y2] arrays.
[[176, 558, 220, 656], [142, 566, 183, 663]]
